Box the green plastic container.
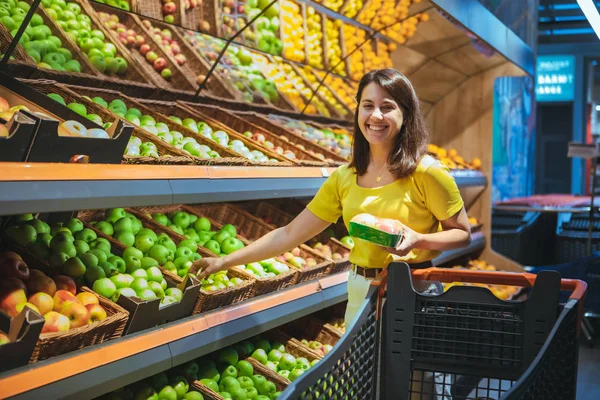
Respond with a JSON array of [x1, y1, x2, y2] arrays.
[[348, 221, 403, 248]]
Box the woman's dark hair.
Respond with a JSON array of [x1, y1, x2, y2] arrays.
[[349, 68, 429, 179]]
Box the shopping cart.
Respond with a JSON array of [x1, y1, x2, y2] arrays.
[[279, 262, 587, 400]]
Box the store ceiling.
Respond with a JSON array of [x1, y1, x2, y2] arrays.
[[539, 0, 599, 44]]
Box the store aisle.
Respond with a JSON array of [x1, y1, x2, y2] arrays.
[[578, 342, 600, 399]]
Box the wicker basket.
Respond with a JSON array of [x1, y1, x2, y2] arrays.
[[198, 0, 219, 37], [127, 205, 258, 313], [177, 102, 296, 166], [190, 380, 221, 400], [179, 101, 329, 166], [61, 85, 249, 166], [264, 329, 325, 361], [0, 20, 39, 68], [90, 2, 195, 91], [239, 111, 347, 165], [132, 0, 181, 25], [246, 357, 291, 390], [282, 316, 342, 346], [30, 285, 129, 363]]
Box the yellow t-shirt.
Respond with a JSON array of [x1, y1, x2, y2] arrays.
[[307, 155, 464, 268]]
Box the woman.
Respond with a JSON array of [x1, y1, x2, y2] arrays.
[[192, 68, 471, 326]]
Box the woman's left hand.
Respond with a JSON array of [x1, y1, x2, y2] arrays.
[[385, 222, 423, 257]]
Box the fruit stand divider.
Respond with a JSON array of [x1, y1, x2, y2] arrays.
[[60, 83, 251, 165], [238, 109, 348, 164], [181, 203, 302, 295], [90, 1, 196, 91], [177, 100, 329, 166], [184, 201, 333, 282], [175, 101, 297, 166], [0, 236, 130, 361], [75, 210, 202, 335], [254, 201, 352, 274], [125, 205, 258, 314], [73, 0, 155, 89]]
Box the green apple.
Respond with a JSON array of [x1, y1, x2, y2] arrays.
[[115, 231, 135, 247], [131, 268, 148, 280], [138, 288, 157, 301], [67, 102, 87, 116], [110, 273, 131, 289], [169, 376, 189, 400], [165, 287, 182, 302], [31, 241, 50, 259], [50, 232, 76, 257], [95, 221, 114, 236], [199, 379, 219, 393], [124, 255, 142, 273], [130, 277, 149, 293], [221, 224, 237, 237], [250, 375, 267, 391], [84, 264, 106, 285], [93, 277, 117, 299], [138, 228, 158, 241], [160, 278, 167, 291], [177, 239, 198, 252], [152, 213, 169, 226], [107, 255, 126, 273], [251, 349, 268, 365], [213, 230, 232, 244], [100, 261, 119, 277], [168, 224, 184, 235], [148, 244, 169, 265], [92, 96, 108, 108], [236, 360, 254, 378], [37, 232, 53, 248], [49, 252, 69, 268], [174, 246, 193, 261], [27, 219, 50, 234], [204, 240, 220, 255], [141, 256, 159, 269], [88, 249, 108, 264], [244, 388, 258, 399], [256, 380, 276, 398], [183, 392, 204, 400], [113, 217, 133, 233], [219, 376, 241, 394], [105, 208, 126, 224], [114, 287, 136, 301], [236, 376, 254, 390], [171, 212, 190, 229], [74, 239, 90, 256], [134, 234, 155, 254], [146, 266, 163, 282], [253, 339, 271, 353], [157, 386, 177, 400], [277, 370, 290, 379], [148, 281, 165, 299], [229, 387, 247, 400], [14, 224, 37, 247], [221, 365, 238, 380], [295, 357, 310, 370], [90, 237, 111, 254], [278, 353, 296, 371], [75, 227, 97, 243], [288, 368, 304, 382], [221, 237, 244, 255], [267, 349, 282, 363], [64, 218, 84, 233]]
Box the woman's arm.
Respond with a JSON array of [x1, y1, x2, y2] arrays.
[[388, 207, 471, 256], [191, 209, 332, 278]]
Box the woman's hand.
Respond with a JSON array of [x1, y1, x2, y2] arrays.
[[190, 257, 227, 280], [385, 222, 423, 257]]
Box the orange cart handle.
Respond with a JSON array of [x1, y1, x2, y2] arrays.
[[370, 267, 587, 302]]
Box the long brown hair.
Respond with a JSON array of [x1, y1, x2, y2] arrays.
[[349, 68, 429, 178]]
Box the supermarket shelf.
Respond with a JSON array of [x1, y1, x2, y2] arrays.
[[0, 163, 487, 215], [433, 231, 486, 266], [0, 273, 349, 400]]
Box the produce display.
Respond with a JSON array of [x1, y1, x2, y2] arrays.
[[251, 54, 306, 112], [280, 0, 304, 62], [247, 335, 320, 380], [41, 0, 130, 76], [428, 143, 482, 170], [323, 17, 345, 77], [44, 92, 113, 138], [278, 61, 330, 116], [294, 65, 348, 118], [0, 0, 83, 72], [304, 5, 324, 69], [342, 24, 366, 80], [342, 0, 363, 18], [446, 259, 521, 300], [313, 70, 357, 111]]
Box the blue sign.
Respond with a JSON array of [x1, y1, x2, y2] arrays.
[[535, 55, 575, 102]]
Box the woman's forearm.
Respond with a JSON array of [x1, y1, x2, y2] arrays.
[[415, 228, 471, 252]]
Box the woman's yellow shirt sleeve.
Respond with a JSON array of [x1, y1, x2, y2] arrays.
[[306, 167, 344, 223], [418, 162, 464, 221]]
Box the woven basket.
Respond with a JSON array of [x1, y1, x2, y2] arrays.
[[72, 0, 151, 87], [122, 154, 194, 165], [190, 380, 221, 400], [61, 85, 249, 166], [0, 21, 37, 66], [30, 285, 129, 363], [132, 0, 181, 25], [177, 102, 296, 166], [239, 112, 347, 165], [90, 2, 194, 91], [179, 101, 328, 166], [133, 16, 232, 98], [198, 0, 219, 36], [264, 329, 325, 361], [246, 357, 291, 390], [283, 316, 342, 346], [184, 203, 300, 295], [127, 205, 258, 313]]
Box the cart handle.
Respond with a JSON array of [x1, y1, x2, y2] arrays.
[[370, 267, 587, 301]]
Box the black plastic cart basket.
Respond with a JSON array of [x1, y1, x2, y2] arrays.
[[279, 262, 587, 400]]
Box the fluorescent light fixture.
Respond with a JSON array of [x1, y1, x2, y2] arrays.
[[596, 105, 600, 111], [578, 0, 600, 40]]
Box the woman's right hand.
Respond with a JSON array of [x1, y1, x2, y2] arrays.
[[191, 257, 227, 280]]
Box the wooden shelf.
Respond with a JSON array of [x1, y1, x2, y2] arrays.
[[0, 163, 486, 215]]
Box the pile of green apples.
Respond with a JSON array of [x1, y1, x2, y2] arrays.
[[194, 345, 283, 399], [41, 0, 129, 75], [0, 0, 82, 72], [249, 336, 318, 382], [46, 92, 112, 129], [105, 373, 202, 400], [245, 0, 282, 56], [238, 258, 290, 279]]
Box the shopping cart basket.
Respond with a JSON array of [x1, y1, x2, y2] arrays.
[[279, 262, 587, 400]]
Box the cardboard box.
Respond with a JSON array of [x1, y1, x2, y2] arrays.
[[0, 307, 45, 373]]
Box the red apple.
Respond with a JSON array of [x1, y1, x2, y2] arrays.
[[291, 247, 301, 257], [0, 253, 29, 281], [27, 275, 57, 297], [76, 292, 99, 307], [174, 54, 186, 65], [139, 44, 151, 55], [53, 290, 78, 312], [86, 304, 107, 324], [28, 292, 54, 315], [170, 43, 180, 55], [0, 289, 27, 317], [60, 302, 89, 329], [127, 36, 136, 47], [0, 277, 27, 295], [0, 251, 22, 264], [163, 2, 177, 13], [196, 74, 206, 84], [0, 96, 10, 113], [119, 37, 128, 46], [153, 57, 167, 71], [189, 0, 198, 7], [126, 29, 136, 37], [53, 275, 76, 295], [29, 269, 46, 279], [41, 311, 70, 333]]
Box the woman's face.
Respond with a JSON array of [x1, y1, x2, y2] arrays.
[[357, 82, 404, 146]]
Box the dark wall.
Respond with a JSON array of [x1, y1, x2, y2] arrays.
[[478, 0, 538, 48]]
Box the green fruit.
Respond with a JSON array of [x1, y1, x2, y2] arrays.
[[67, 102, 87, 116], [105, 56, 118, 74], [94, 277, 117, 299], [146, 266, 163, 282], [148, 281, 165, 299], [31, 241, 50, 259], [219, 376, 241, 394], [135, 235, 155, 254], [115, 231, 135, 247], [109, 273, 131, 289], [204, 240, 220, 255], [92, 96, 108, 108], [88, 248, 108, 264], [101, 261, 119, 277], [183, 392, 204, 400], [37, 232, 53, 248], [49, 252, 70, 268], [80, 252, 99, 270], [131, 268, 148, 280], [113, 217, 133, 233], [115, 57, 127, 74], [75, 227, 97, 243], [148, 244, 169, 265], [26, 219, 50, 234], [108, 256, 126, 273], [199, 379, 219, 393], [27, 49, 41, 63], [194, 217, 211, 232], [164, 287, 182, 302], [64, 59, 81, 73], [130, 277, 149, 293], [65, 218, 84, 233], [169, 376, 189, 400], [74, 239, 90, 256], [137, 228, 158, 241], [140, 256, 158, 269], [84, 264, 106, 285], [90, 55, 106, 73], [86, 113, 103, 125], [14, 224, 37, 247], [218, 347, 239, 366], [63, 256, 86, 278], [236, 361, 254, 378]]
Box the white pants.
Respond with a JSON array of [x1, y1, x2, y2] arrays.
[[344, 268, 373, 327]]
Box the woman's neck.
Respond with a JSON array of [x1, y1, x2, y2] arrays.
[[369, 144, 389, 167]]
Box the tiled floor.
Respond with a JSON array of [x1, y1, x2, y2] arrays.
[[578, 339, 600, 399]]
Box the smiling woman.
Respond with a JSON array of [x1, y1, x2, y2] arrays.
[[191, 68, 471, 328]]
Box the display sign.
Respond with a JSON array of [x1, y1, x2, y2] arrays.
[[535, 55, 575, 102]]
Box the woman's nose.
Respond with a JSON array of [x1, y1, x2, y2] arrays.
[[370, 108, 384, 119]]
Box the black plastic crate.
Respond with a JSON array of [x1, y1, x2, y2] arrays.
[[492, 210, 543, 265], [556, 212, 600, 263]]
